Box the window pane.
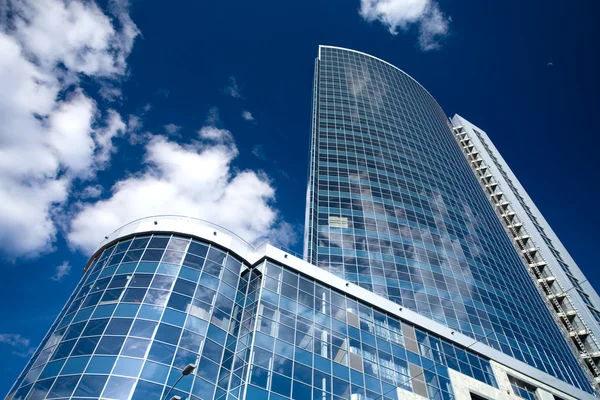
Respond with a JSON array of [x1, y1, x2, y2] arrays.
[[131, 380, 163, 400], [65, 322, 86, 340], [206, 248, 226, 265], [129, 237, 149, 250], [148, 342, 176, 364], [121, 338, 151, 358], [85, 356, 116, 374], [167, 237, 189, 252], [130, 274, 153, 288], [82, 319, 109, 336], [52, 340, 76, 360], [108, 275, 129, 289], [113, 357, 144, 377], [101, 288, 124, 303], [102, 376, 135, 400], [130, 320, 158, 338], [95, 336, 125, 355], [142, 249, 164, 261], [140, 361, 170, 384], [187, 242, 208, 258], [123, 250, 144, 263], [148, 236, 170, 249], [74, 375, 108, 397], [271, 373, 291, 397], [203, 261, 222, 277], [48, 375, 80, 398], [155, 324, 182, 345], [123, 288, 147, 303], [40, 360, 65, 379], [167, 293, 191, 312], [194, 287, 216, 305], [203, 340, 224, 364], [196, 357, 219, 383], [151, 276, 175, 290], [72, 337, 99, 356], [28, 378, 55, 400], [251, 366, 269, 388], [162, 250, 185, 264], [105, 318, 133, 335], [179, 330, 203, 353], [182, 253, 205, 270], [174, 348, 197, 369], [62, 356, 90, 374], [173, 279, 196, 296], [144, 289, 170, 306]]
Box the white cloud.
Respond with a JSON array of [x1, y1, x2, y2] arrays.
[[416, 3, 450, 51], [68, 127, 295, 254], [222, 76, 242, 98], [126, 103, 153, 144], [359, 0, 450, 50], [0, 333, 34, 357], [11, 0, 138, 76], [198, 126, 233, 144], [51, 261, 71, 282], [94, 110, 127, 169], [252, 144, 266, 160], [242, 111, 254, 121], [164, 123, 182, 135], [205, 106, 221, 126], [81, 185, 104, 199], [0, 333, 30, 348], [128, 115, 143, 132], [0, 0, 138, 258]]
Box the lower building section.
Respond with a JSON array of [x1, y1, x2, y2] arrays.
[[243, 259, 497, 400], [5, 217, 596, 400]]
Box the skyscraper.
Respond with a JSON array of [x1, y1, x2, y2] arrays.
[[6, 46, 600, 400], [304, 46, 600, 391], [304, 45, 600, 386]]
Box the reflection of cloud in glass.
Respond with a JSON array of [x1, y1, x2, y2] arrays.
[[143, 289, 170, 306]]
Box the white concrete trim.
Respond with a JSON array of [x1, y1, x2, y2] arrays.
[[396, 386, 427, 400], [496, 361, 578, 400]]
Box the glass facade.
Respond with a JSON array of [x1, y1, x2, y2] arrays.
[[7, 234, 249, 400], [8, 233, 508, 400], [245, 260, 497, 400], [5, 45, 597, 400], [304, 46, 591, 391]]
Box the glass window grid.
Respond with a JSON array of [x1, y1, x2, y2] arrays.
[[245, 260, 501, 400], [9, 234, 248, 400], [509, 376, 538, 400], [304, 47, 592, 392], [10, 233, 517, 400]]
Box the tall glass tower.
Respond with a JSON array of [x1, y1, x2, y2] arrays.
[[304, 46, 599, 390]]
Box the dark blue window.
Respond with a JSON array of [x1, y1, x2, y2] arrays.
[[48, 375, 80, 398], [148, 341, 176, 364]]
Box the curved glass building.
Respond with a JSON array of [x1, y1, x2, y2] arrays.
[[304, 46, 592, 390], [6, 46, 600, 400], [7, 219, 257, 400], [7, 216, 595, 400]]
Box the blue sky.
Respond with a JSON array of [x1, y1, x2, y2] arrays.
[[1, 0, 599, 395]]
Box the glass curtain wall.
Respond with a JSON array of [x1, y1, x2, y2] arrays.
[[304, 46, 591, 391]]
